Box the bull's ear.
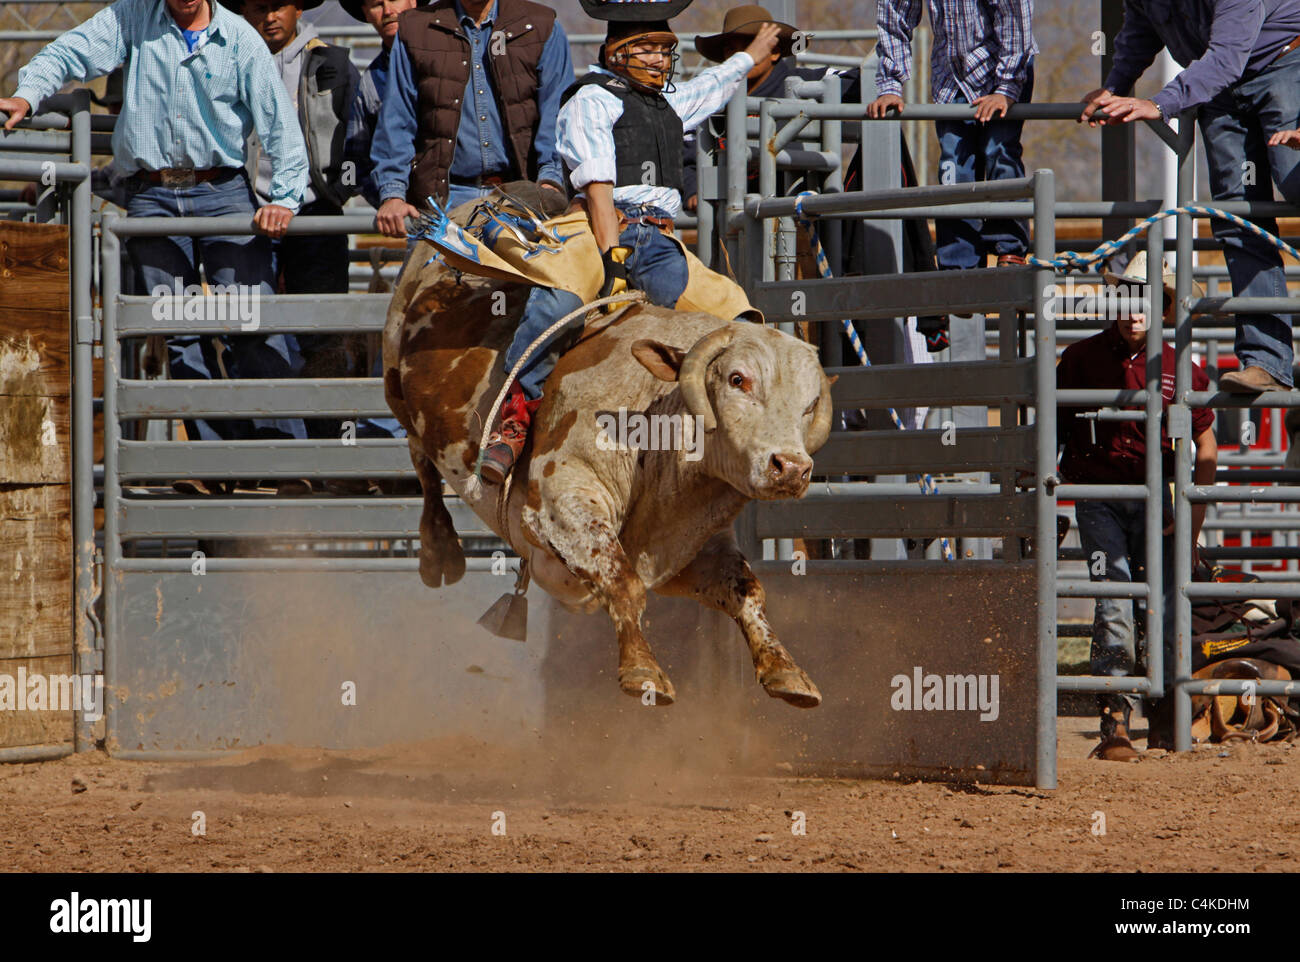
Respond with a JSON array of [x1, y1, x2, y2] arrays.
[[631, 339, 687, 382]]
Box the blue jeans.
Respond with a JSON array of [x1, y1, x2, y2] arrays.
[[126, 169, 304, 441], [1199, 46, 1300, 386], [933, 63, 1034, 270], [505, 207, 689, 400], [1075, 495, 1176, 731]]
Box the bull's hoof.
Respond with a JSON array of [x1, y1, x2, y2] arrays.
[[759, 667, 822, 709], [419, 535, 466, 588], [619, 665, 676, 706]]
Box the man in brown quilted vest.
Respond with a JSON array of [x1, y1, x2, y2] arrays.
[[370, 0, 574, 236]]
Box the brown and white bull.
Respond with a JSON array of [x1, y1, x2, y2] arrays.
[[384, 259, 831, 708]]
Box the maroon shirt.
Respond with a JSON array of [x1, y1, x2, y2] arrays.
[[1056, 324, 1213, 485]]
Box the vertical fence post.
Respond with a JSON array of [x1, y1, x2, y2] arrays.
[[1173, 119, 1196, 751], [100, 212, 121, 753], [1033, 168, 1057, 790], [724, 84, 747, 279], [68, 89, 97, 752], [1143, 218, 1165, 701]]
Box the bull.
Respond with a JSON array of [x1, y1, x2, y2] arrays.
[[384, 251, 831, 708]]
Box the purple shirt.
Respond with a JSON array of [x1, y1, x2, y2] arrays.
[[1105, 0, 1300, 117]]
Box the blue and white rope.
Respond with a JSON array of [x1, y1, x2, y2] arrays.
[[793, 191, 955, 562], [1025, 204, 1300, 271]]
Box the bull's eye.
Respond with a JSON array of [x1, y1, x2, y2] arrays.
[[728, 371, 750, 391]]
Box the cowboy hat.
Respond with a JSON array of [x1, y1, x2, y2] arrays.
[[1103, 250, 1205, 303], [579, 0, 694, 23], [695, 4, 798, 63], [218, 0, 324, 14], [339, 0, 366, 21]]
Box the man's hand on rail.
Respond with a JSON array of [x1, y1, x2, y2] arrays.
[[1268, 128, 1300, 150], [1078, 88, 1115, 126], [866, 93, 903, 119], [253, 204, 293, 240], [684, 193, 698, 213], [376, 197, 419, 238], [0, 96, 31, 131], [1097, 96, 1160, 124], [972, 92, 1012, 123]]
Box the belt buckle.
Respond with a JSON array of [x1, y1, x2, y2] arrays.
[[160, 168, 196, 188]]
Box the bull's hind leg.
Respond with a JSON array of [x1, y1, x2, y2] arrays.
[[411, 442, 466, 587], [525, 490, 675, 705], [658, 532, 821, 708]]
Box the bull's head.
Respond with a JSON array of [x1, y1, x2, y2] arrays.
[[632, 324, 834, 500]]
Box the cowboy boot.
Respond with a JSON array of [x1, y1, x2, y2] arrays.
[[479, 384, 541, 486], [1089, 706, 1142, 762]]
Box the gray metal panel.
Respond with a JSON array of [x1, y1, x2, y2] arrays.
[[829, 359, 1035, 408], [754, 493, 1035, 538], [117, 378, 390, 418], [115, 293, 389, 334], [754, 269, 1036, 323], [813, 426, 1035, 475], [118, 440, 412, 479], [117, 497, 493, 539]]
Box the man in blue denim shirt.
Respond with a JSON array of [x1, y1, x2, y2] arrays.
[[370, 0, 573, 237], [1081, 0, 1300, 395]]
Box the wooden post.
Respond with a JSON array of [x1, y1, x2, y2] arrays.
[[0, 222, 74, 750]]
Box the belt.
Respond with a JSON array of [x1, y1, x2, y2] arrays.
[[449, 172, 509, 188], [138, 167, 236, 188], [617, 209, 675, 231], [1274, 34, 1300, 65]]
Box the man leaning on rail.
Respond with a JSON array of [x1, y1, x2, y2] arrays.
[[1080, 0, 1300, 396], [0, 0, 311, 478], [368, 0, 576, 238], [1056, 254, 1219, 761]]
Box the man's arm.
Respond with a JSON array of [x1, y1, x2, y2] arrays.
[[4, 0, 129, 129], [1101, 0, 1166, 96], [556, 84, 622, 201], [1191, 425, 1218, 552], [240, 38, 308, 227], [989, 0, 1034, 102], [343, 75, 379, 207], [371, 34, 420, 235], [1148, 0, 1265, 117], [665, 52, 754, 132], [873, 0, 923, 97], [587, 181, 620, 253], [533, 21, 575, 191]]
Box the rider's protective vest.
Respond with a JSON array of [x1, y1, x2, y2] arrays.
[[561, 72, 684, 195]]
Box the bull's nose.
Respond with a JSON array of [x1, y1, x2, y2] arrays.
[[769, 452, 812, 486]]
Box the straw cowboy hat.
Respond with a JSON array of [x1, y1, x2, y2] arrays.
[[695, 4, 799, 63], [1103, 250, 1204, 303]]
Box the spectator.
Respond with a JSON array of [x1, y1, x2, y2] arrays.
[[1080, 0, 1300, 395], [342, 0, 417, 210], [340, 0, 413, 461], [231, 0, 360, 460], [0, 0, 309, 472], [682, 4, 864, 214], [369, 0, 575, 239], [476, 5, 780, 484], [1056, 254, 1219, 760], [870, 0, 1036, 272]]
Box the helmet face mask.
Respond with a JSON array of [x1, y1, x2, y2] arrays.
[[605, 31, 680, 92]]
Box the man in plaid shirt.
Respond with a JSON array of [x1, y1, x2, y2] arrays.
[[869, 0, 1036, 274]]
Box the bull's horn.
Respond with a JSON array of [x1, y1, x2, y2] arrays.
[[678, 326, 736, 433], [806, 372, 834, 453]]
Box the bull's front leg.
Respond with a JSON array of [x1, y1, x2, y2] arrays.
[[657, 532, 821, 708], [525, 489, 676, 705]]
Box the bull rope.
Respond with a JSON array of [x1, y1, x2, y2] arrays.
[[462, 290, 648, 504], [793, 192, 955, 562]]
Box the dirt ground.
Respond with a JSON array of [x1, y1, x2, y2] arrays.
[[3, 717, 1299, 873]]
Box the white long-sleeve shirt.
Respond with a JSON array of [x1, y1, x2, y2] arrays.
[[557, 52, 753, 219]]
